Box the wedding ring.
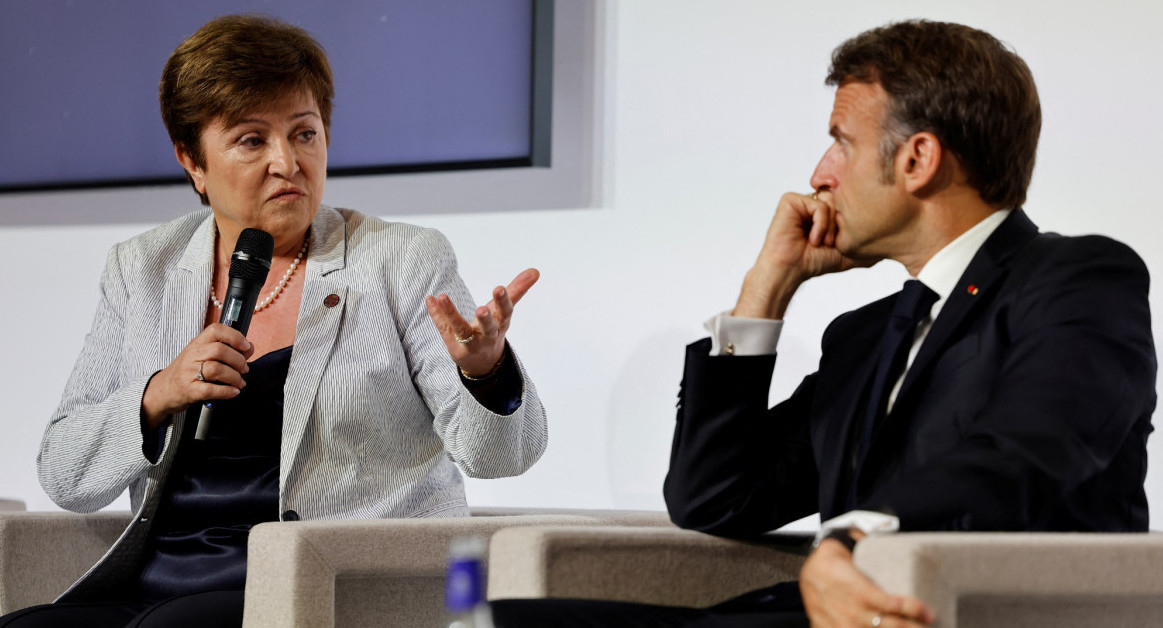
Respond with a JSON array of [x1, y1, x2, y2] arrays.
[[871, 615, 882, 627], [196, 361, 206, 382], [810, 190, 819, 201], [456, 333, 475, 344]]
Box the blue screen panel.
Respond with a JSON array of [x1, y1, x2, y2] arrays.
[[0, 0, 533, 190]]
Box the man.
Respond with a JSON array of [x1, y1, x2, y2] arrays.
[[493, 19, 1155, 628]]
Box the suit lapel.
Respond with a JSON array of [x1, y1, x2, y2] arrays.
[[867, 211, 1040, 465], [899, 210, 1039, 400], [280, 207, 349, 495], [138, 214, 215, 577], [158, 214, 215, 371]]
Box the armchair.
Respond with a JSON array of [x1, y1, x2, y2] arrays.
[[488, 525, 811, 608], [0, 508, 671, 626], [487, 526, 1163, 628], [0, 510, 132, 614], [243, 507, 672, 627], [858, 533, 1163, 627]]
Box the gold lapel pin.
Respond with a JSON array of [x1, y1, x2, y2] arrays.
[[967, 284, 979, 296]]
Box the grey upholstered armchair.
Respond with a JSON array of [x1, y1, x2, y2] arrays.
[[0, 507, 671, 627], [487, 525, 1163, 628]]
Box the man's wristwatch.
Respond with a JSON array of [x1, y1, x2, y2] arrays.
[[817, 527, 858, 553]]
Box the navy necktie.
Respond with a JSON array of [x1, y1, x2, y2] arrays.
[[851, 279, 938, 501]]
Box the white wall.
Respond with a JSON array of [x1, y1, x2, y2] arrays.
[[2, 0, 1161, 530]]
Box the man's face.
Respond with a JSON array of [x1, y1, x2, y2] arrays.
[[809, 81, 915, 260]]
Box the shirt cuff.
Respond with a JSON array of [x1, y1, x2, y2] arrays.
[[703, 311, 783, 356], [460, 343, 523, 416], [813, 510, 901, 547]]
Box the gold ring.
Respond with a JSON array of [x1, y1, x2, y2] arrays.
[[456, 334, 475, 344], [810, 191, 819, 201], [196, 361, 206, 382]]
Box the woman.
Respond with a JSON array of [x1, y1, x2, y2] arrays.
[[2, 14, 546, 628]]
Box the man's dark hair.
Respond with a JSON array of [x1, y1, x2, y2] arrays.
[[826, 20, 1041, 209]]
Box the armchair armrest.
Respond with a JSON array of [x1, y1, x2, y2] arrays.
[[243, 510, 670, 628], [856, 532, 1163, 628], [469, 507, 674, 527], [487, 526, 813, 608], [0, 511, 132, 613]]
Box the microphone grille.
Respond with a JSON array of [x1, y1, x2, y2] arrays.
[[229, 228, 275, 282]]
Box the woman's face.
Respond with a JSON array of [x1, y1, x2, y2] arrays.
[[177, 89, 327, 250]]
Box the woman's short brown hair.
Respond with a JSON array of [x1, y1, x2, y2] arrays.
[[826, 20, 1041, 209], [159, 14, 334, 204]]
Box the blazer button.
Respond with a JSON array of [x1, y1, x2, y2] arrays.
[[282, 510, 300, 521]]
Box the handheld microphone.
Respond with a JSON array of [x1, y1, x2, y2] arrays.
[[195, 228, 274, 440]]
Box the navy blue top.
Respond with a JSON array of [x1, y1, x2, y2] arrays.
[[137, 346, 292, 601]]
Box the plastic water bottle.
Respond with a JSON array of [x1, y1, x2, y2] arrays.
[[445, 537, 495, 628]]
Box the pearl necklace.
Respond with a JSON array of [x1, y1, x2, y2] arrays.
[[210, 233, 309, 312]]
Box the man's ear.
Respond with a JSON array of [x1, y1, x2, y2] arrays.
[[174, 144, 206, 195], [897, 132, 950, 196]]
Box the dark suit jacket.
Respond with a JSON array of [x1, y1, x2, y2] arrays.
[[664, 210, 1156, 536]]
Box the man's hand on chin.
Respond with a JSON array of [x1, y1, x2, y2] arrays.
[[799, 531, 935, 628]]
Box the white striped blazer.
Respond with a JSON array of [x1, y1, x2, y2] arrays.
[[37, 205, 547, 601]]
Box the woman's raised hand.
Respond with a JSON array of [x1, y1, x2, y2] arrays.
[[426, 268, 540, 378]]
